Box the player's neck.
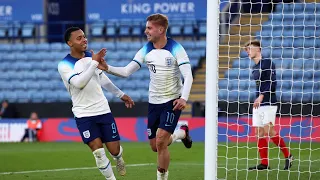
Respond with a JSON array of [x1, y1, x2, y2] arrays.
[[153, 36, 167, 49], [253, 54, 262, 64], [70, 50, 85, 59]]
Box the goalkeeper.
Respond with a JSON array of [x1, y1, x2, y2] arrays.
[[245, 40, 293, 170]]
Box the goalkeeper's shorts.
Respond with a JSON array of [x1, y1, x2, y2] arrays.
[[252, 105, 277, 127]]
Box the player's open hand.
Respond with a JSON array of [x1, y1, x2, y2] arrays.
[[120, 94, 135, 108], [253, 94, 264, 109], [97, 58, 109, 71], [173, 98, 187, 111], [91, 48, 106, 62]]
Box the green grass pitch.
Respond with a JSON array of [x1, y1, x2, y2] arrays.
[[0, 142, 319, 180]]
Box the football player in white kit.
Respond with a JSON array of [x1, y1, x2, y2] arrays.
[[58, 27, 135, 180], [245, 40, 293, 171], [97, 14, 194, 180]]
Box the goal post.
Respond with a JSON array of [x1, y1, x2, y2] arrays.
[[205, 0, 219, 179]]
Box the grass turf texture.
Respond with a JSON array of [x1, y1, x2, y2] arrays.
[[0, 142, 319, 180]]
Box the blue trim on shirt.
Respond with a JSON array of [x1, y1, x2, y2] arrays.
[[68, 73, 79, 84], [132, 59, 141, 67], [178, 62, 190, 66]]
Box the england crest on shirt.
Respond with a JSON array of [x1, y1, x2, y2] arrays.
[[83, 130, 90, 138], [165, 57, 174, 67]]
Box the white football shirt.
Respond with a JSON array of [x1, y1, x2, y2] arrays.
[[133, 38, 190, 104], [58, 52, 111, 118]]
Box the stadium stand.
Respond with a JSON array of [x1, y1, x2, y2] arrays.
[[216, 3, 320, 103]]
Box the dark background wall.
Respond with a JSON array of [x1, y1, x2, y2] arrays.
[[46, 0, 85, 43], [9, 102, 149, 118]]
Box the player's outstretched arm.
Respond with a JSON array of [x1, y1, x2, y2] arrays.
[[99, 72, 125, 98], [103, 61, 140, 78]]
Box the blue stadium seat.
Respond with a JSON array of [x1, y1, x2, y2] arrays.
[[26, 81, 40, 90], [293, 70, 303, 81], [20, 71, 36, 80], [11, 43, 24, 52], [37, 43, 50, 51], [24, 44, 37, 52], [292, 81, 303, 91], [106, 19, 118, 37], [304, 60, 317, 70], [7, 22, 20, 38], [117, 42, 129, 50], [0, 44, 11, 52], [303, 82, 314, 90], [195, 41, 206, 49], [101, 42, 116, 51], [279, 91, 295, 102], [21, 23, 35, 38], [292, 59, 304, 69], [218, 89, 228, 101], [139, 90, 148, 102], [218, 79, 228, 90], [128, 42, 142, 50], [0, 81, 13, 90], [119, 19, 131, 36], [239, 69, 251, 79], [51, 80, 65, 90], [131, 19, 143, 36], [225, 69, 240, 79], [183, 19, 195, 36], [126, 90, 141, 102], [0, 23, 7, 38], [50, 43, 63, 52], [228, 91, 239, 102], [239, 91, 251, 102], [281, 69, 293, 80], [15, 53, 28, 62], [39, 80, 54, 90], [57, 90, 71, 102], [43, 90, 58, 102], [16, 90, 30, 103], [169, 19, 183, 36], [30, 91, 44, 103], [180, 41, 195, 49], [2, 54, 15, 62], [91, 21, 105, 37], [198, 20, 206, 36], [3, 91, 17, 102]]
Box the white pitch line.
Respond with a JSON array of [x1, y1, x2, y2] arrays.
[[0, 163, 154, 175], [0, 162, 316, 175]]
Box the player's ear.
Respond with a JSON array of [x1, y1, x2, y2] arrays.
[[67, 40, 72, 47]]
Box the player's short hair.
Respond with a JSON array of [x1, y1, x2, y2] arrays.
[[147, 13, 169, 31], [244, 40, 261, 50], [64, 27, 81, 44]]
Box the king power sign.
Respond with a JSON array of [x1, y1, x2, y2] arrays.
[[87, 0, 206, 21]]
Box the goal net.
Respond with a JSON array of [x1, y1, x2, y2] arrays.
[[217, 1, 320, 179]]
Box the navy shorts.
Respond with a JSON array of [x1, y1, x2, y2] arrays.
[[75, 113, 120, 144], [147, 99, 182, 139]]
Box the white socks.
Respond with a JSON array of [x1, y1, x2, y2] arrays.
[[109, 146, 123, 160], [93, 148, 116, 180], [157, 170, 169, 180], [171, 129, 186, 143]]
